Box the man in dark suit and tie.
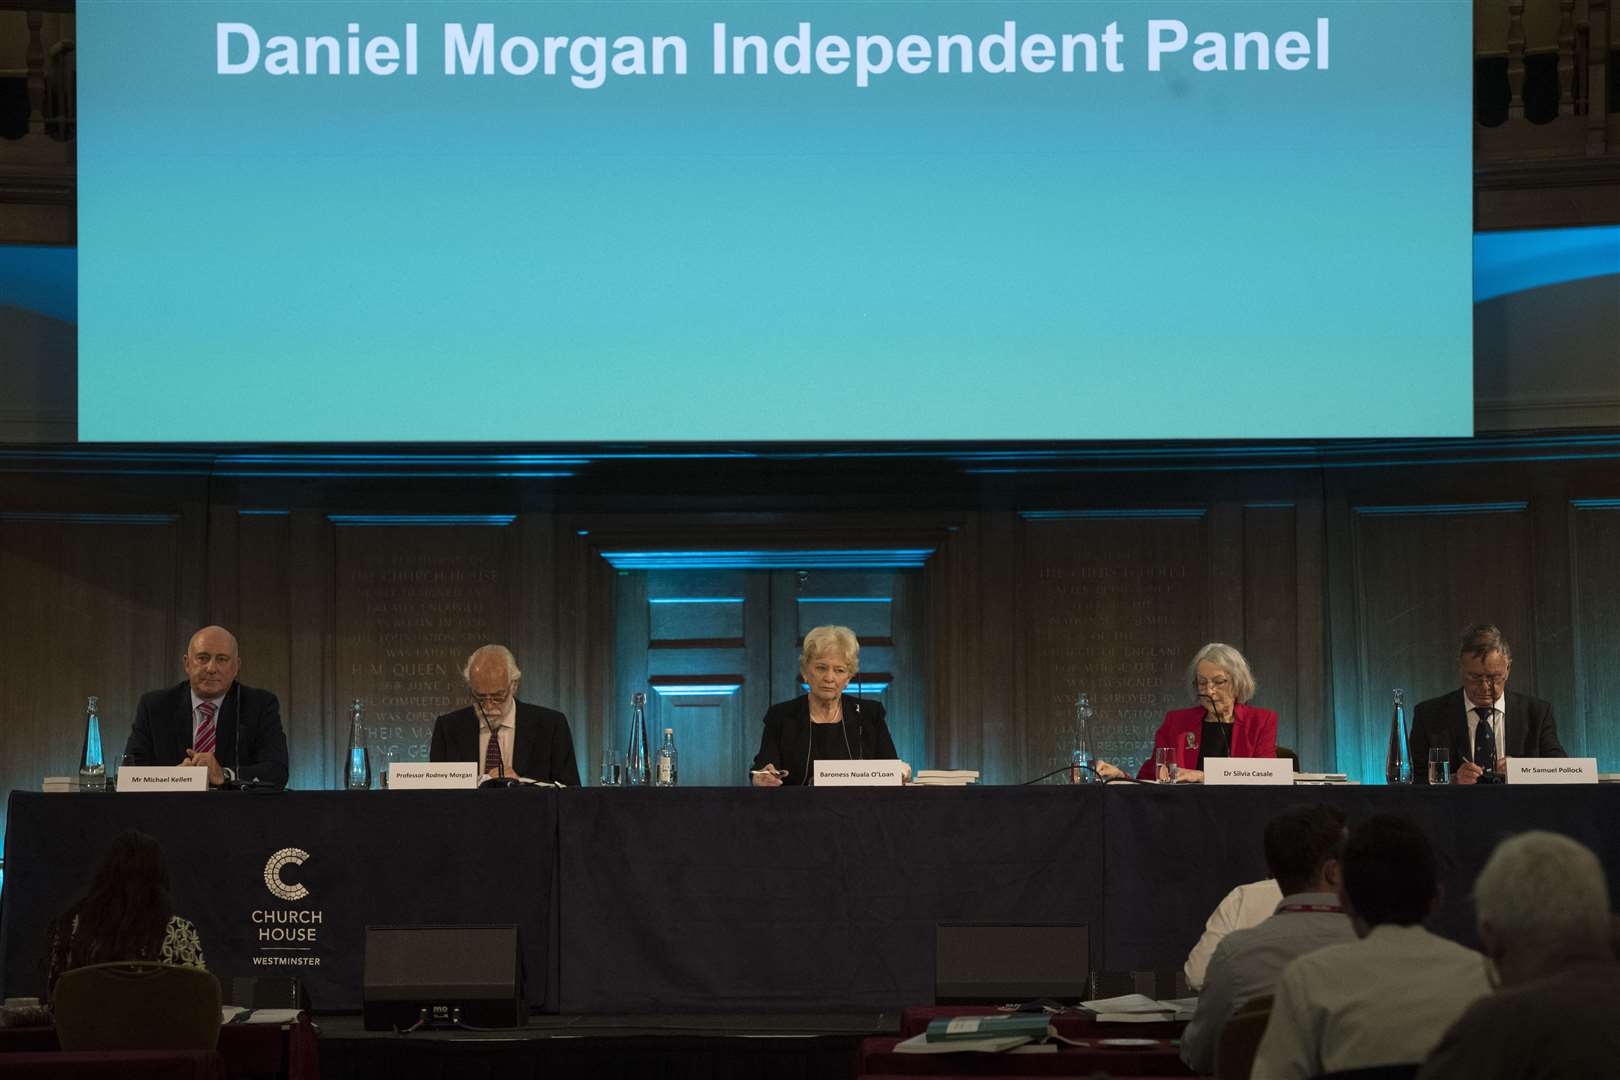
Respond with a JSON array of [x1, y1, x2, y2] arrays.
[[1409, 623, 1565, 785], [123, 625, 290, 788], [429, 644, 580, 786]]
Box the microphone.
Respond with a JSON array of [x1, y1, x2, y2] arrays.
[[854, 680, 864, 760], [233, 680, 242, 783], [476, 696, 517, 788]]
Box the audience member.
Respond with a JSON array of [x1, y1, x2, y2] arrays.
[[1250, 814, 1491, 1079], [1185, 878, 1283, 990], [1181, 804, 1356, 1074], [42, 831, 206, 1003], [1417, 831, 1620, 1079]]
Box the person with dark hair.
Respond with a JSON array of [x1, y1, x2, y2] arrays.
[[1180, 804, 1356, 1074], [1250, 814, 1491, 1079], [42, 831, 206, 1003], [1409, 623, 1564, 785]]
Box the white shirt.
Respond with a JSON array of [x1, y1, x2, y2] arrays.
[[1179, 891, 1358, 1074], [476, 698, 517, 776], [1251, 923, 1493, 1080], [1184, 879, 1283, 990], [1462, 691, 1506, 762]]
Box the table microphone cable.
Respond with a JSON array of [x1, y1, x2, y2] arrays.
[[1021, 763, 1150, 785]]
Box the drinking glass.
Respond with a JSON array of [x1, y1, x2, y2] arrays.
[[1427, 747, 1450, 785], [1154, 747, 1175, 784], [599, 748, 623, 787]]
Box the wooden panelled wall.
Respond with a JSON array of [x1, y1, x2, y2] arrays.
[[3, 444, 1619, 832]]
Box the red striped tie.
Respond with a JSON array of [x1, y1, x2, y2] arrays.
[[195, 700, 217, 755]]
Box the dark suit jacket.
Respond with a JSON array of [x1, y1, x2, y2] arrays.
[[122, 680, 289, 788], [1133, 702, 1279, 780], [1409, 688, 1565, 783], [750, 694, 898, 786], [429, 700, 581, 786]]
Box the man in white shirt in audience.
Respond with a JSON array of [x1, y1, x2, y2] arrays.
[[1251, 814, 1492, 1080], [1180, 804, 1357, 1074], [1184, 878, 1282, 990], [1417, 831, 1620, 1080]]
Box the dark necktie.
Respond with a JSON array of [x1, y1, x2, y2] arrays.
[[484, 722, 504, 774], [1473, 706, 1496, 767]]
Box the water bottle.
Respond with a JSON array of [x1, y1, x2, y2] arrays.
[[79, 695, 106, 791], [655, 727, 678, 787], [626, 692, 651, 786], [346, 699, 371, 790], [1071, 691, 1096, 783], [1385, 688, 1410, 784]]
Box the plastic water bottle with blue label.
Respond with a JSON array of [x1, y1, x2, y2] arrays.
[[654, 727, 678, 787]]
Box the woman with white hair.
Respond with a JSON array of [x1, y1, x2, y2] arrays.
[[750, 625, 904, 786], [1096, 642, 1278, 782]]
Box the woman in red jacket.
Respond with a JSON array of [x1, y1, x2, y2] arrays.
[[1097, 642, 1278, 782]]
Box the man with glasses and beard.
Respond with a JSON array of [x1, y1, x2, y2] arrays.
[[1408, 624, 1564, 785], [429, 644, 580, 786]]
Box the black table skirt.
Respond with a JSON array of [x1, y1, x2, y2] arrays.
[[4, 784, 1617, 1011]]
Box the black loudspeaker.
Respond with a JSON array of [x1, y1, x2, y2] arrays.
[[934, 923, 1090, 1004], [362, 924, 527, 1030]]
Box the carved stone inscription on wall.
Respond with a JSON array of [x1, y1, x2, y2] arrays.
[[1022, 518, 1207, 776], [336, 529, 508, 769]]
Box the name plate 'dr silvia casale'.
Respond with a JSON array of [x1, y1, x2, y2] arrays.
[[387, 762, 481, 790], [119, 766, 208, 791], [813, 759, 906, 787], [1505, 757, 1598, 785], [1202, 757, 1294, 786]]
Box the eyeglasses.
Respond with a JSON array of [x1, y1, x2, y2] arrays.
[[1461, 672, 1508, 687], [1195, 676, 1231, 691], [471, 687, 513, 706]]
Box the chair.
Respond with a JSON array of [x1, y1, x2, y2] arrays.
[[1215, 993, 1273, 1080], [1276, 745, 1301, 772], [51, 962, 221, 1051]]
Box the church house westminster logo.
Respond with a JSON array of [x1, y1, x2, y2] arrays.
[[252, 848, 323, 967], [264, 847, 310, 901]]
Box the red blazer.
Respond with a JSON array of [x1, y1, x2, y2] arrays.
[[1134, 702, 1279, 780]]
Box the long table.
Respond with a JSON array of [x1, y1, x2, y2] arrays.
[[5, 784, 1618, 1012]]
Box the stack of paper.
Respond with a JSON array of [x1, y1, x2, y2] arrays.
[[41, 776, 78, 793], [1293, 772, 1349, 784], [1082, 993, 1196, 1022], [914, 769, 981, 786]]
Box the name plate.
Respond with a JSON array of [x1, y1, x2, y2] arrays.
[[1505, 757, 1598, 785], [812, 759, 905, 787], [1203, 757, 1294, 786], [387, 762, 480, 790], [120, 766, 208, 791]]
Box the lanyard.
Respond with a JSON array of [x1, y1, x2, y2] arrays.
[[1276, 904, 1344, 914]]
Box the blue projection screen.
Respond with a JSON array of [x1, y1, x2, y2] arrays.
[[78, 1, 1472, 442]]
